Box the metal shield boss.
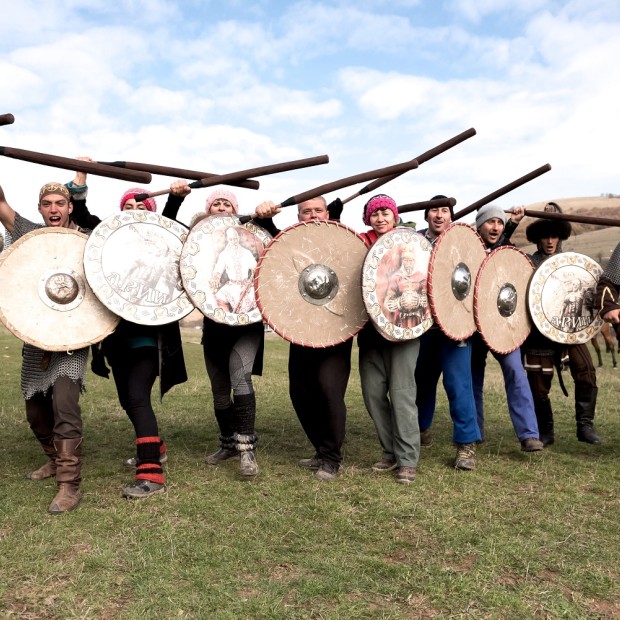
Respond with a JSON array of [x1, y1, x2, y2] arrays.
[[83, 211, 194, 325], [180, 214, 272, 326], [527, 251, 603, 344], [474, 246, 534, 354], [0, 227, 119, 351], [362, 228, 433, 342], [427, 223, 487, 341], [255, 220, 368, 347]]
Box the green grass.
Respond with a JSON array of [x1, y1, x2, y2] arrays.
[[1, 325, 620, 619]]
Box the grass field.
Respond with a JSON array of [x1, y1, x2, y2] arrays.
[[1, 325, 619, 619]]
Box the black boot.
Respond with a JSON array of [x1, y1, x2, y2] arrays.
[[575, 385, 601, 444], [206, 403, 239, 464], [535, 400, 555, 446]]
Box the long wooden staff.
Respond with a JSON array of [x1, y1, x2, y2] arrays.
[[341, 128, 476, 204], [0, 114, 15, 126], [398, 196, 456, 214], [134, 155, 329, 202], [0, 146, 152, 183], [522, 209, 620, 228], [97, 159, 259, 190], [238, 158, 420, 223], [452, 164, 552, 221]]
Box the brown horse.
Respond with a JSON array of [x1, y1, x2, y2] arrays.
[[590, 321, 618, 368]]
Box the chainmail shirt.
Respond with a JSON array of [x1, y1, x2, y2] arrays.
[[603, 241, 620, 285]]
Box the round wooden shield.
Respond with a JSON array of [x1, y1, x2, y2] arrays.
[[427, 223, 487, 341], [84, 211, 194, 326], [362, 228, 433, 342], [180, 214, 271, 325], [0, 228, 120, 351], [474, 246, 534, 354], [527, 251, 603, 344], [254, 221, 368, 347]]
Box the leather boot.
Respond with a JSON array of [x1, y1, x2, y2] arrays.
[[575, 385, 601, 444], [48, 438, 83, 515], [535, 399, 555, 446], [206, 404, 239, 464], [27, 436, 57, 480]]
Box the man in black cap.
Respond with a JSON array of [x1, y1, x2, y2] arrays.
[[522, 202, 601, 445]]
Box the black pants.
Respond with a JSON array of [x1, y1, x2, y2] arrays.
[[288, 340, 352, 467], [111, 346, 159, 438]]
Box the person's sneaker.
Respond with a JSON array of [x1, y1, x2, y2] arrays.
[[420, 429, 433, 447], [315, 462, 338, 481], [372, 457, 398, 472], [239, 451, 259, 477], [206, 447, 240, 465], [396, 466, 416, 484], [122, 480, 165, 499], [520, 438, 544, 452], [298, 456, 321, 470], [454, 443, 476, 471], [124, 451, 168, 469]]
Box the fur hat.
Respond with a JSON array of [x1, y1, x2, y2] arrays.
[[526, 201, 572, 243], [38, 182, 70, 204], [362, 194, 398, 225], [119, 188, 157, 212], [205, 189, 238, 214], [475, 204, 507, 229], [424, 194, 454, 219]]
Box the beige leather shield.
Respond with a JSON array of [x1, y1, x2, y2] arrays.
[[474, 246, 534, 354], [427, 223, 486, 341], [255, 220, 368, 346], [84, 211, 194, 326], [0, 227, 119, 351], [180, 214, 272, 325], [528, 251, 603, 344], [362, 228, 433, 342]]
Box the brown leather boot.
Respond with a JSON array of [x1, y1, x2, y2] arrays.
[[48, 438, 83, 515], [27, 437, 57, 480]]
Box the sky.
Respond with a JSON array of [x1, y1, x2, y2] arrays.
[[1, 0, 619, 233]]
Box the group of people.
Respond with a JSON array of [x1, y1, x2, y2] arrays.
[[1, 173, 618, 514]]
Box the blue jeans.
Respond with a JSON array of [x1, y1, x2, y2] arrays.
[[415, 329, 481, 444], [471, 334, 539, 441]]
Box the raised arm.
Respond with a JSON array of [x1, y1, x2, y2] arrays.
[[162, 179, 191, 223], [0, 183, 17, 234]]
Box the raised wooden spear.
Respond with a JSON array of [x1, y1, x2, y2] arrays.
[[133, 155, 329, 202], [452, 164, 552, 221], [97, 159, 259, 190], [398, 196, 456, 214], [0, 146, 152, 183], [522, 209, 620, 228], [238, 158, 421, 223], [341, 127, 476, 204]]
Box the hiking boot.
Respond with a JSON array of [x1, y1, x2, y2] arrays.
[[122, 480, 165, 499], [239, 451, 259, 477], [124, 450, 168, 469], [206, 447, 240, 465], [454, 443, 476, 471], [520, 438, 544, 452], [372, 458, 398, 472], [396, 466, 416, 484], [298, 456, 321, 470], [315, 462, 338, 481], [420, 429, 433, 447]]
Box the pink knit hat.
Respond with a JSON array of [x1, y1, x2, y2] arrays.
[[119, 188, 157, 212], [205, 189, 238, 214], [363, 194, 399, 225]]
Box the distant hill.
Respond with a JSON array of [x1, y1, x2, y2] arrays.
[[511, 196, 620, 266]]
